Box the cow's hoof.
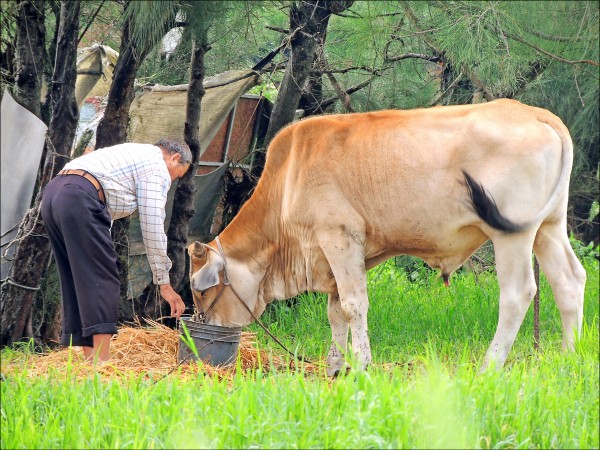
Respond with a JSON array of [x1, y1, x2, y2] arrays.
[[327, 365, 353, 378], [326, 362, 347, 378], [326, 366, 341, 377]]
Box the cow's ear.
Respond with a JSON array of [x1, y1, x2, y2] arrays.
[[189, 241, 207, 258], [191, 255, 223, 291]]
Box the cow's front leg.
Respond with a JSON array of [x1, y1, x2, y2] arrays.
[[326, 293, 349, 376], [319, 226, 372, 372]]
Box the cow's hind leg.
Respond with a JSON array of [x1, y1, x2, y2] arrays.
[[533, 221, 586, 351], [319, 226, 372, 373], [326, 293, 349, 377], [482, 232, 537, 371]]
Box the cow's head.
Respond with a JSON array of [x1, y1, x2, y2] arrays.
[[187, 240, 257, 327]]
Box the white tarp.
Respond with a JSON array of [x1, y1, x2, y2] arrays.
[[75, 45, 118, 106], [1, 89, 48, 280]]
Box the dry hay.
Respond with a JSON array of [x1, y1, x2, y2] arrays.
[[1, 319, 321, 382]]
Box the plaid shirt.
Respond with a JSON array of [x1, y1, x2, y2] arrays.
[[62, 143, 172, 285]]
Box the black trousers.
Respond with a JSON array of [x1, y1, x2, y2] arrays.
[[41, 175, 119, 347]]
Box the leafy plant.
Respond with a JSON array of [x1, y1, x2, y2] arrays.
[[247, 79, 279, 103], [178, 320, 199, 360], [570, 233, 599, 263]]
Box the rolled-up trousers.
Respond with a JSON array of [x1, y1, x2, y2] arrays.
[[41, 174, 119, 347]]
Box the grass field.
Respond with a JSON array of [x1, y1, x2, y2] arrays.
[[2, 258, 598, 449]]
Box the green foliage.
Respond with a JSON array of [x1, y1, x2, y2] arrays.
[[0, 0, 16, 51], [78, 1, 122, 50], [136, 37, 193, 85], [136, 2, 288, 84], [123, 1, 226, 51], [248, 79, 279, 103], [570, 233, 600, 263], [590, 200, 599, 222], [391, 255, 435, 283], [203, 2, 288, 75], [178, 320, 199, 359]]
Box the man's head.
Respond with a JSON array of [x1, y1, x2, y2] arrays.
[[155, 138, 192, 181]]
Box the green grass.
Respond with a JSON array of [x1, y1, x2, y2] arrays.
[[2, 260, 598, 449]]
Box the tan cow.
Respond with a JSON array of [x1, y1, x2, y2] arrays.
[[188, 99, 586, 375]]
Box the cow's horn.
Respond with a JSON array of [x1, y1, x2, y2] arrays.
[[192, 241, 207, 257]]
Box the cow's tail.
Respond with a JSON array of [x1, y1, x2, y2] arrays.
[[463, 115, 573, 234]]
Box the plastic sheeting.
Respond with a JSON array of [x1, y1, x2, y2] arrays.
[[1, 89, 48, 280], [75, 45, 118, 106], [187, 162, 230, 241], [128, 70, 260, 153]]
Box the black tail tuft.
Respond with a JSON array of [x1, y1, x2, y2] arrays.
[[462, 170, 523, 233]]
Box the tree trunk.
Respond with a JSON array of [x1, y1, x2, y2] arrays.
[[5, 0, 47, 343], [94, 2, 156, 315], [1, 0, 80, 346], [257, 1, 353, 175], [40, 0, 60, 125], [440, 62, 476, 105], [171, 35, 209, 292], [95, 15, 141, 148], [35, 1, 60, 202], [135, 34, 210, 323], [12, 0, 46, 119], [299, 24, 329, 116], [263, 1, 331, 146]]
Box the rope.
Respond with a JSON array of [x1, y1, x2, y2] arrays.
[[1, 278, 40, 291], [235, 296, 318, 365], [204, 237, 320, 366]]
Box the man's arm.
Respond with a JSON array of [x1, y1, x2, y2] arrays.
[[159, 283, 186, 318], [137, 173, 186, 318]]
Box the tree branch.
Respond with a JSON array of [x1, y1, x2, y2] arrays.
[[385, 52, 442, 64], [266, 25, 288, 34], [325, 72, 355, 112], [522, 24, 586, 42], [506, 31, 599, 67], [78, 0, 105, 44], [401, 3, 445, 56], [313, 65, 383, 75], [319, 74, 378, 110]]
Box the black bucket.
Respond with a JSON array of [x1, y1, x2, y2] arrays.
[[177, 316, 242, 366]]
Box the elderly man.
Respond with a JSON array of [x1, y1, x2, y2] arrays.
[[41, 138, 191, 362]]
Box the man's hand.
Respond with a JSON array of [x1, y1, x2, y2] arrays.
[[159, 284, 186, 319]]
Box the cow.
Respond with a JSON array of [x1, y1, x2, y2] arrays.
[[188, 99, 586, 375]]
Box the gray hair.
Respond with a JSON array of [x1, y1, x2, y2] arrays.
[[155, 137, 193, 165]]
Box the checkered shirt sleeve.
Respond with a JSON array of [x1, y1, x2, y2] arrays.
[[137, 172, 173, 285]]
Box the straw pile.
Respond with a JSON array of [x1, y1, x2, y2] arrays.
[[2, 319, 321, 381]]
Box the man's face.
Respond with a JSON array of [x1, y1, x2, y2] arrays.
[[165, 153, 191, 181]]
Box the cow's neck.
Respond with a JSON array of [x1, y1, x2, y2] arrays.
[[219, 190, 307, 305]]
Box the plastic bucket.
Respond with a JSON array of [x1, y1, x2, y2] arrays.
[[177, 316, 242, 366]]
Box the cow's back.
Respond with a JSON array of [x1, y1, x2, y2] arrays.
[[266, 101, 562, 250]]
